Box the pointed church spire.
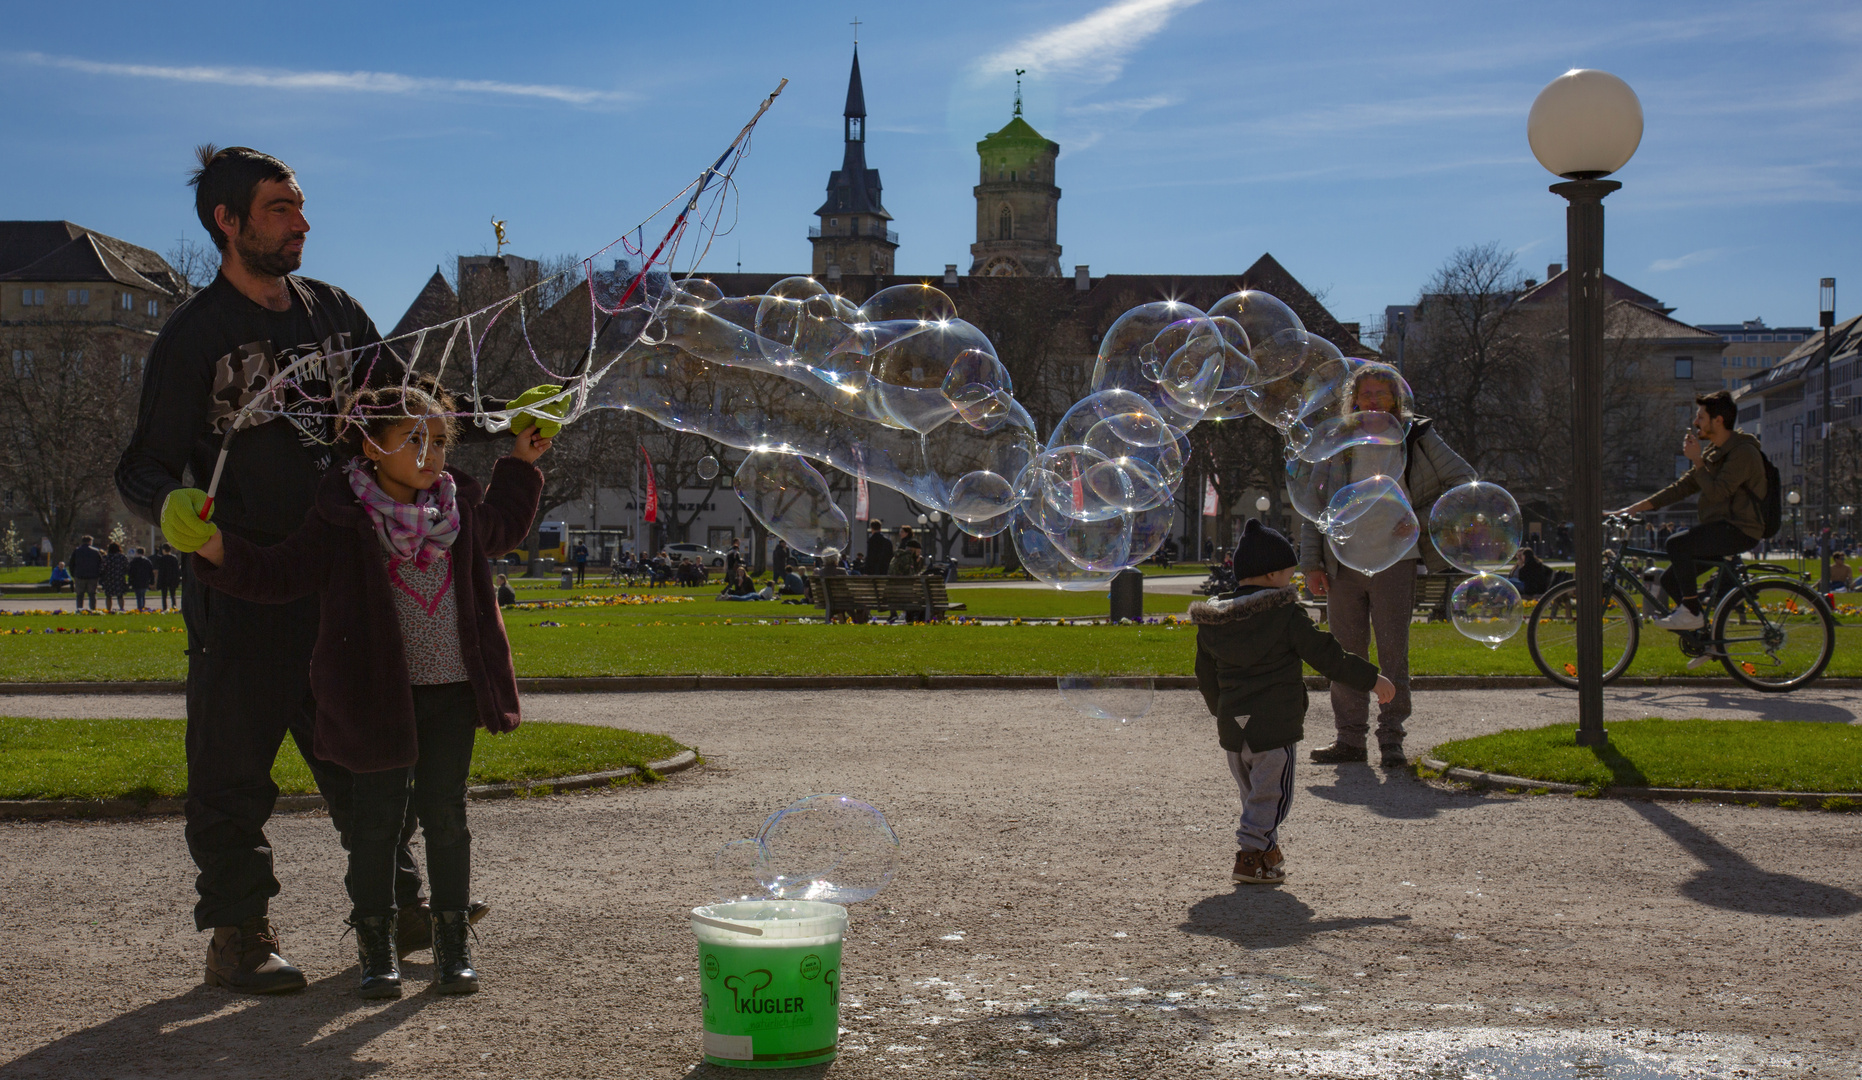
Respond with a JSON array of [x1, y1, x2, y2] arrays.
[[844, 47, 867, 122]]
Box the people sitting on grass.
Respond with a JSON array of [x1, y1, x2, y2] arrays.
[[180, 383, 551, 1000], [717, 565, 774, 601], [1832, 552, 1852, 592], [496, 573, 517, 608], [1507, 548, 1554, 597], [675, 554, 708, 587]]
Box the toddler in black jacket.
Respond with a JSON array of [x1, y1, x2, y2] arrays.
[[1189, 520, 1393, 883]]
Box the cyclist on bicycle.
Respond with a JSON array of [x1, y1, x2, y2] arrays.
[[1611, 390, 1766, 632]]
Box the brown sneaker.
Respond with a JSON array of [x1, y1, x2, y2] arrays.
[[397, 900, 492, 958], [1231, 847, 1288, 885], [205, 916, 308, 994]]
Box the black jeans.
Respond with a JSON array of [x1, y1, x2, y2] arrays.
[[343, 682, 479, 917], [1661, 521, 1757, 608], [182, 574, 423, 930]]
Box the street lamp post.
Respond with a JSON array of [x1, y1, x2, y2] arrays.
[[1818, 278, 1837, 590], [1529, 69, 1644, 749]]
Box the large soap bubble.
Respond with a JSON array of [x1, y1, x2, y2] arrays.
[[756, 794, 900, 905], [1207, 290, 1303, 381], [1429, 481, 1523, 573], [1056, 676, 1156, 722], [1320, 475, 1421, 575], [1010, 508, 1118, 591], [733, 452, 851, 556], [712, 838, 772, 904], [697, 454, 720, 481], [1449, 573, 1523, 648]]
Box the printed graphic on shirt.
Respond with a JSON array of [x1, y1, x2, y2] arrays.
[[208, 332, 354, 471]]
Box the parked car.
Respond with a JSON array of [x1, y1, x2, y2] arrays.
[[666, 542, 728, 567]]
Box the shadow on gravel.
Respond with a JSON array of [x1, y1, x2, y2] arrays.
[[1178, 887, 1410, 948], [0, 973, 435, 1079], [681, 1064, 831, 1079], [1304, 766, 1486, 820], [1632, 800, 1862, 919], [1563, 688, 1860, 724]]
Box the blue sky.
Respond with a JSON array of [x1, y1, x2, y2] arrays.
[[4, 0, 1858, 338]]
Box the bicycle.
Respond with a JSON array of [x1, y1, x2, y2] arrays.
[[1525, 515, 1838, 692]]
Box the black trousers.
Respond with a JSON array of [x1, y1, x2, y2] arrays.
[[182, 574, 422, 931], [1661, 521, 1757, 607], [343, 682, 479, 917]]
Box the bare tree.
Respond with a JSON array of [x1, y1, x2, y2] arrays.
[[0, 313, 145, 554], [163, 238, 220, 299]]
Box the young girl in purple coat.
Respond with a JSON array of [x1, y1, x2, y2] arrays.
[[192, 384, 550, 998]]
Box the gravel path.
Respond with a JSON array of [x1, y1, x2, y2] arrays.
[[1, 687, 1858, 1078]]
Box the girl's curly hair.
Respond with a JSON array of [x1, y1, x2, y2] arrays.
[[339, 382, 456, 458]]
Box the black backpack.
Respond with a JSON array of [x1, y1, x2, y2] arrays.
[[1757, 451, 1783, 540]]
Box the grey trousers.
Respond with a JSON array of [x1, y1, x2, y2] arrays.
[[1227, 743, 1296, 852], [1324, 560, 1415, 749]]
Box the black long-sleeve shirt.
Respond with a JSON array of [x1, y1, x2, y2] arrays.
[[115, 273, 389, 545]]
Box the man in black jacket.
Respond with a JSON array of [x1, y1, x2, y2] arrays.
[[865, 519, 892, 578], [68, 535, 103, 611], [116, 146, 545, 993]]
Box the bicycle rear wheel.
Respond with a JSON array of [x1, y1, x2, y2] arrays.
[[1527, 580, 1640, 689], [1713, 579, 1836, 691]]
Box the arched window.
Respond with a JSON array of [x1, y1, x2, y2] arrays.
[[998, 206, 1013, 240]]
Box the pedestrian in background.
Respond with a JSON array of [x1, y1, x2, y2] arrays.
[[69, 535, 102, 610], [128, 546, 156, 611], [101, 542, 129, 613], [154, 545, 182, 610], [865, 520, 892, 578]]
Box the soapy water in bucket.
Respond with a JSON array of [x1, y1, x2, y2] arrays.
[[753, 794, 900, 904], [1056, 675, 1156, 722]]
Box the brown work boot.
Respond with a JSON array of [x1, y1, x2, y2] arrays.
[[204, 916, 308, 994], [397, 900, 492, 958], [1309, 741, 1368, 764], [1231, 846, 1288, 885]]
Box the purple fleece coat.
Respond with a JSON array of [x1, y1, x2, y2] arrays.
[[192, 457, 542, 773]]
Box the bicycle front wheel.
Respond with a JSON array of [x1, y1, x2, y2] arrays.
[[1713, 579, 1836, 691], [1527, 580, 1640, 689]]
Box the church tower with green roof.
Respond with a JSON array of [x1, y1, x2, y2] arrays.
[[968, 80, 1061, 277]]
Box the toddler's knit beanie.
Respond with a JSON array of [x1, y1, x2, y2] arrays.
[[1232, 518, 1298, 580]]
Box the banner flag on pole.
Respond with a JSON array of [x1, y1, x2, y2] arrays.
[[640, 445, 659, 523], [855, 474, 869, 521], [1202, 479, 1219, 516]]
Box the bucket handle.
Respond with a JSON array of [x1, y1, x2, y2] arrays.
[[692, 914, 765, 937]]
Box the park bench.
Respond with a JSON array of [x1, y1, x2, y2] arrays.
[[811, 574, 967, 622], [1412, 573, 1469, 622]]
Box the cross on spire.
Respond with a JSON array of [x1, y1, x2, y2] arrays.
[[1014, 69, 1025, 116], [850, 16, 861, 44]]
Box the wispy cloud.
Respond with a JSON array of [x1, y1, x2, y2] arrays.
[[1065, 94, 1177, 117], [1649, 249, 1725, 272], [979, 0, 1204, 83], [10, 51, 631, 107]]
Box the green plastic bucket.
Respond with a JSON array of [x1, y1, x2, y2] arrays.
[[692, 900, 847, 1069]]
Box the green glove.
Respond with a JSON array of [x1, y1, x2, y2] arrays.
[[161, 488, 219, 554], [508, 384, 570, 438]]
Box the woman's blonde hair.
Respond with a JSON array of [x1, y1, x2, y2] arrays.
[[1339, 364, 1411, 421]]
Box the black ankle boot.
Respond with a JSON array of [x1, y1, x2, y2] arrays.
[[432, 909, 480, 995], [349, 914, 402, 999]]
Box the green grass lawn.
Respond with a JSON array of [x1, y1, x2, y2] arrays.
[[1432, 718, 1862, 793], [3, 606, 1858, 682], [0, 716, 687, 801], [0, 567, 55, 585]]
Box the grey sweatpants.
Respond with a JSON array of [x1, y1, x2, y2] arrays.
[[1325, 560, 1415, 749], [1227, 743, 1296, 852]]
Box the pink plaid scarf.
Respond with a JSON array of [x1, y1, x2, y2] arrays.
[[346, 459, 462, 570]]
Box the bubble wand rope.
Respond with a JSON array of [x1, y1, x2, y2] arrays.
[[195, 346, 372, 520], [603, 77, 787, 318]]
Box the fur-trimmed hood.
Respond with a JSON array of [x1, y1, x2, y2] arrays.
[[1188, 585, 1299, 625]]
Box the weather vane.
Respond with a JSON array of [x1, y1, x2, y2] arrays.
[[491, 217, 509, 256], [1014, 69, 1025, 116]]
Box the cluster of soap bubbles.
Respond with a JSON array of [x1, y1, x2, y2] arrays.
[[1429, 481, 1527, 648], [713, 794, 900, 906]]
